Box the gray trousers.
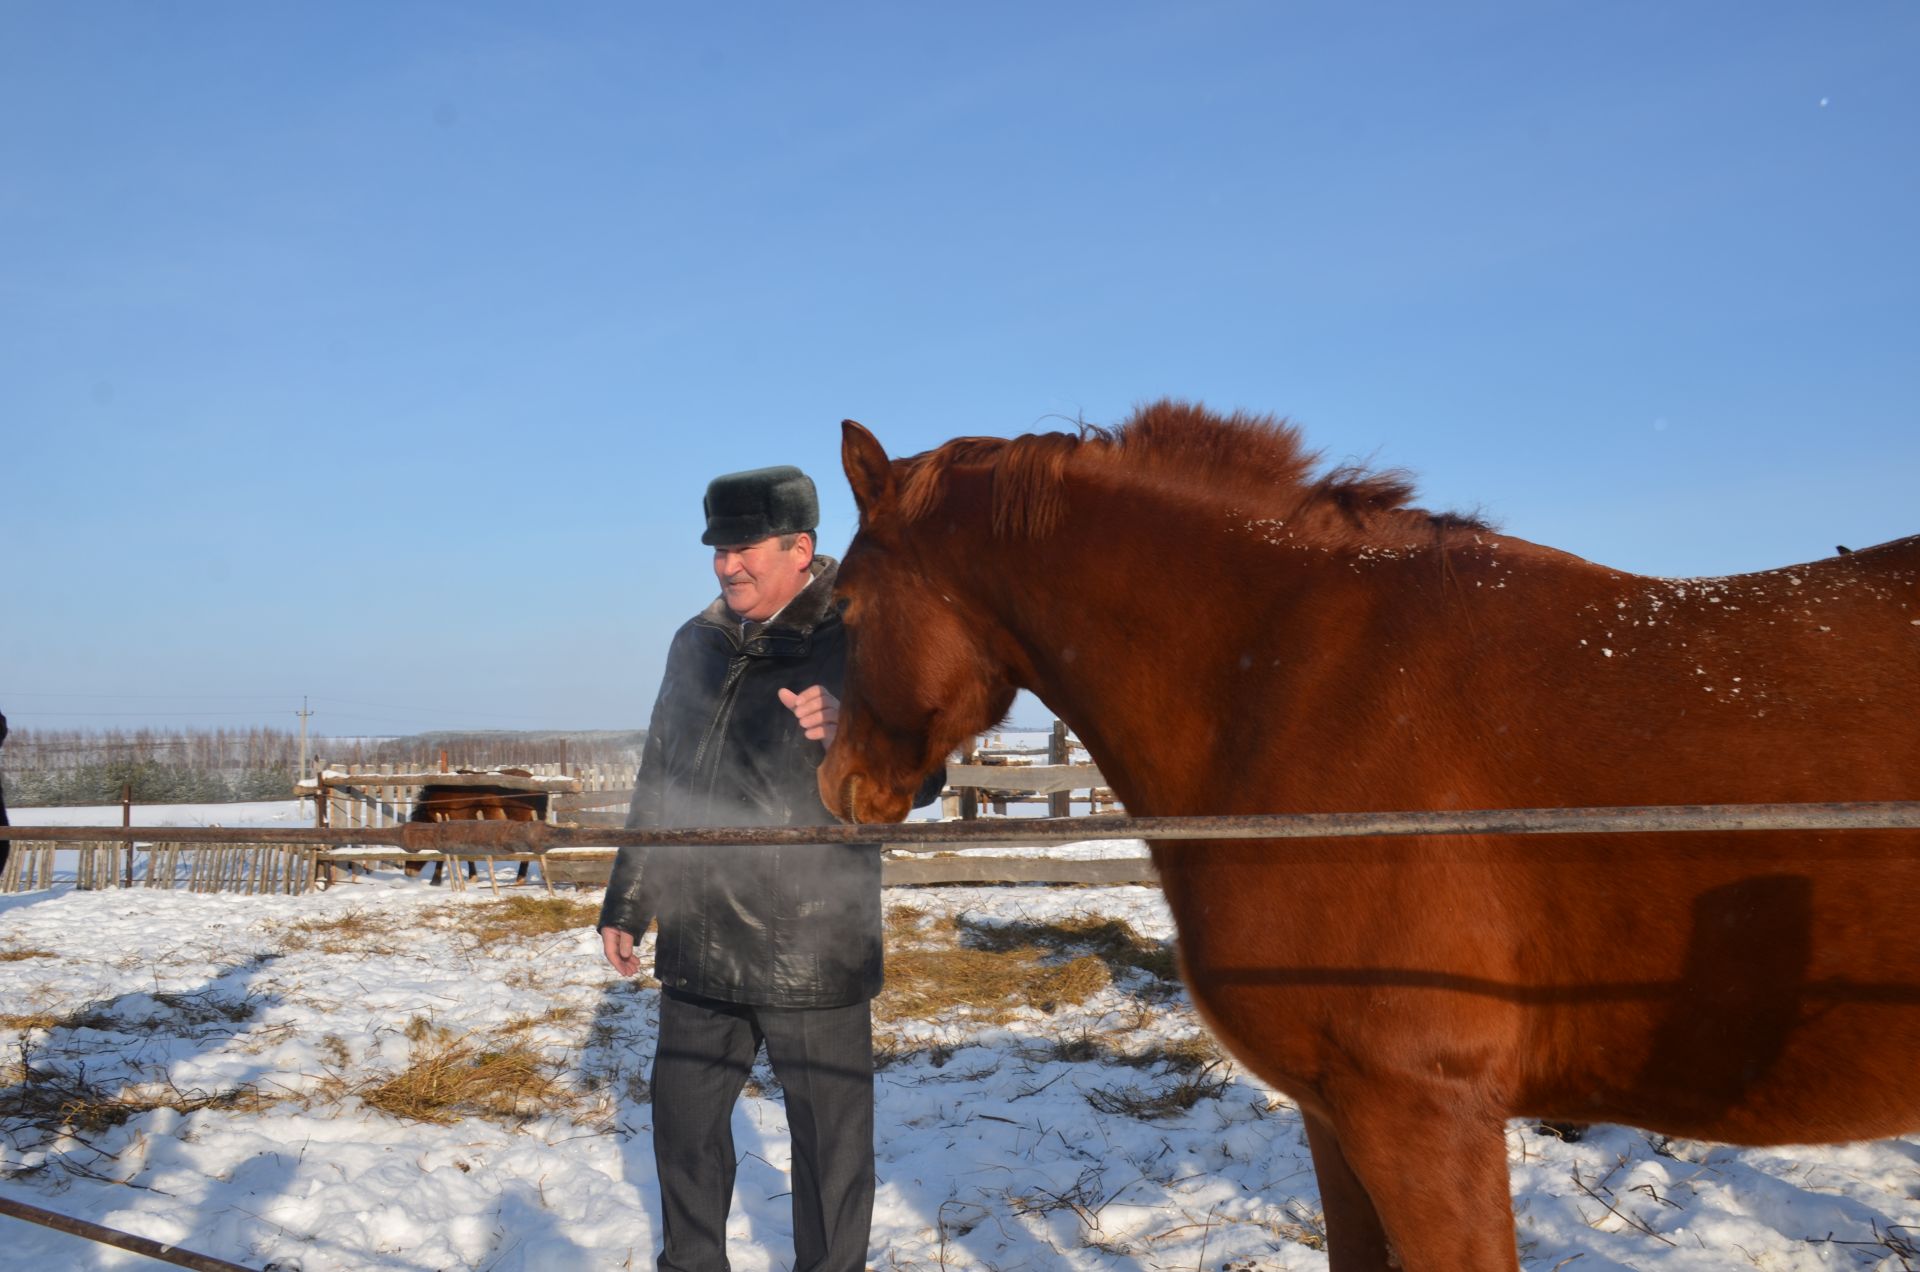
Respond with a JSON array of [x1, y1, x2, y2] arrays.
[[652, 989, 875, 1272]]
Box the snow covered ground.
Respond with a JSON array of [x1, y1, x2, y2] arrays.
[[2, 802, 1916, 1270]]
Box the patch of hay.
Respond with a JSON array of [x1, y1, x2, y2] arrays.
[[318, 1033, 353, 1069], [332, 1019, 580, 1126], [0, 1053, 278, 1136], [0, 948, 56, 963], [35, 989, 263, 1038], [878, 904, 1112, 1023], [0, 1010, 67, 1033], [456, 896, 601, 948], [1084, 1058, 1233, 1120], [496, 1006, 582, 1036], [1023, 1026, 1224, 1073], [954, 912, 1178, 984], [1134, 1033, 1222, 1073], [270, 908, 404, 955], [881, 948, 1109, 1022]]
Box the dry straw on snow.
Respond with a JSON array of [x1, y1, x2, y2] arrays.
[[326, 1016, 583, 1127]]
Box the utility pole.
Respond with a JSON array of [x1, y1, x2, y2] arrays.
[[296, 697, 313, 782]]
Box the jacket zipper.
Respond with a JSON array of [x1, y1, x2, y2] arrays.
[[690, 652, 751, 792]]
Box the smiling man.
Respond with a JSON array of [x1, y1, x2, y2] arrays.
[[597, 464, 938, 1272]]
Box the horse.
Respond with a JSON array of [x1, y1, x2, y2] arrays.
[[816, 402, 1920, 1271], [405, 783, 546, 886]]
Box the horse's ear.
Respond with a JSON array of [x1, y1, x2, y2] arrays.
[[841, 420, 897, 520]]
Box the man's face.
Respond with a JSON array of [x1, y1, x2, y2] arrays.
[[712, 533, 813, 621]]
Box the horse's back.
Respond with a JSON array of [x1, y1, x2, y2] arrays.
[[1436, 531, 1920, 806], [1164, 531, 1920, 1149]]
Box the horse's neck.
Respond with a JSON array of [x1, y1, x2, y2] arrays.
[[962, 498, 1392, 817]]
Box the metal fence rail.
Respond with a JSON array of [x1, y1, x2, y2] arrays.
[[0, 1193, 256, 1272], [7, 800, 1920, 855]]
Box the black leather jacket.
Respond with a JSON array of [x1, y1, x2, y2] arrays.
[[598, 557, 939, 1008]]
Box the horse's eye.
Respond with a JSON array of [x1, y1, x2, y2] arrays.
[[832, 595, 852, 616]]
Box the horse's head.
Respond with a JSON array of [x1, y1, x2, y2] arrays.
[[819, 420, 1018, 824]]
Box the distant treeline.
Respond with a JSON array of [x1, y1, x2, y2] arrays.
[[313, 730, 645, 773], [3, 761, 299, 807], [0, 726, 644, 807]]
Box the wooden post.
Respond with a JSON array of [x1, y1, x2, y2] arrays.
[[1048, 720, 1072, 818], [315, 775, 335, 889], [122, 783, 135, 887], [941, 743, 961, 820], [959, 739, 980, 821]]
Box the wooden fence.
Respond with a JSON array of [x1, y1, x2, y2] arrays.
[[302, 762, 604, 893], [0, 731, 1148, 894], [1, 841, 319, 895], [300, 760, 630, 832], [945, 721, 1118, 818]]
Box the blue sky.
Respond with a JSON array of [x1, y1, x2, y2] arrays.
[[3, 2, 1915, 738]]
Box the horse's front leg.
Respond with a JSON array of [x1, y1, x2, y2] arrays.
[[1319, 1084, 1519, 1272]]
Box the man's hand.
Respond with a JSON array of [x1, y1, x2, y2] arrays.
[[601, 925, 640, 977], [778, 684, 840, 745]]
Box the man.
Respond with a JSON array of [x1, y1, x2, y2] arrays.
[[598, 464, 940, 1272]]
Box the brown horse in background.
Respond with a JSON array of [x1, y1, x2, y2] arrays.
[[406, 784, 546, 886], [818, 403, 1920, 1271]]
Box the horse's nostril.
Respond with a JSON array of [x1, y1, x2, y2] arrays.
[[841, 773, 862, 823]]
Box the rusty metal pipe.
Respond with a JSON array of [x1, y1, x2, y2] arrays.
[[0, 1193, 257, 1272], [6, 801, 1919, 855]]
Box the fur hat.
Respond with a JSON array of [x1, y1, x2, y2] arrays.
[[701, 465, 819, 546]]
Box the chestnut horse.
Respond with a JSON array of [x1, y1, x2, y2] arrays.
[[818, 402, 1920, 1272], [406, 784, 546, 885]]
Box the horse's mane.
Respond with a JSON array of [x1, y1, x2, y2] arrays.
[[896, 399, 1486, 541]]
